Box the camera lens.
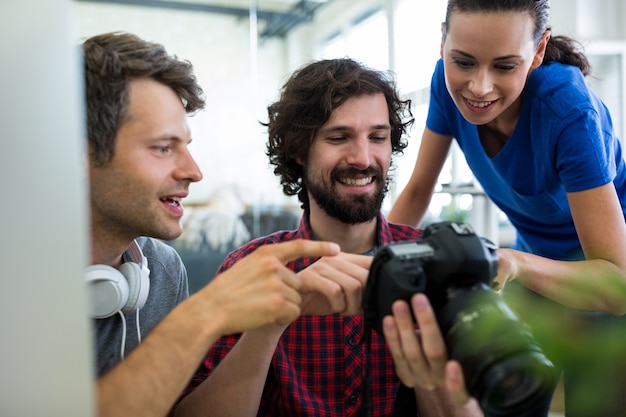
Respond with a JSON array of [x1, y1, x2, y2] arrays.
[[438, 284, 558, 416], [472, 341, 556, 415], [491, 369, 537, 405]]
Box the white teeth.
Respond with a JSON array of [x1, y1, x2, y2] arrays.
[[468, 99, 493, 108], [340, 177, 373, 186], [161, 197, 182, 205]]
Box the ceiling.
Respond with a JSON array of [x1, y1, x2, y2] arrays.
[[74, 0, 332, 39]]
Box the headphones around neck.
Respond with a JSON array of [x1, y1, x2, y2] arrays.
[[85, 240, 150, 319]]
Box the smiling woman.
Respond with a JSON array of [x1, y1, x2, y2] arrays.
[[389, 0, 626, 416]]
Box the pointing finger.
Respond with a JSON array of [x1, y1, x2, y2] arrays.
[[269, 239, 340, 263]]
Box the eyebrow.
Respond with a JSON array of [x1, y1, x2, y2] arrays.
[[151, 135, 193, 146], [450, 49, 522, 61], [319, 124, 391, 134]]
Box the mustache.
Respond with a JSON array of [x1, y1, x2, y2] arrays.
[[331, 166, 383, 180]]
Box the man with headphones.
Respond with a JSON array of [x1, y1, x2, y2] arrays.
[[83, 32, 340, 417]]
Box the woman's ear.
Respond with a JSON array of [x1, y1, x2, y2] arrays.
[[531, 30, 551, 70]]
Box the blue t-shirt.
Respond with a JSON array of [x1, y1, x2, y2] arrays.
[[427, 59, 626, 259]]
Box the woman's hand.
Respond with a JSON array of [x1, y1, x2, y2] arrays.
[[492, 248, 519, 292]]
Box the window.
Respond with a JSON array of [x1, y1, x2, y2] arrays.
[[321, 7, 389, 71]]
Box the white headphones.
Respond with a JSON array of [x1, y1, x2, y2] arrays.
[[85, 240, 151, 319]]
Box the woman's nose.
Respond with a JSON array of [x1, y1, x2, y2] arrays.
[[468, 69, 493, 98]]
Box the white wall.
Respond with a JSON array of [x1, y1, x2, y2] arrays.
[[550, 0, 626, 40], [0, 1, 94, 416]]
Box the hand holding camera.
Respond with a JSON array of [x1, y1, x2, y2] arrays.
[[363, 221, 558, 416]]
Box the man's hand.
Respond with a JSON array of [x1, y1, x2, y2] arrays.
[[297, 252, 373, 316], [383, 293, 476, 408], [198, 239, 340, 335]]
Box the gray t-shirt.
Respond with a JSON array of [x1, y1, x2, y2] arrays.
[[93, 236, 189, 377]]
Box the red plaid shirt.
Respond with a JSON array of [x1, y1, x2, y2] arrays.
[[181, 212, 421, 417]]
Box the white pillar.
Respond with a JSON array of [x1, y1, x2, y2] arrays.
[[0, 1, 94, 416]]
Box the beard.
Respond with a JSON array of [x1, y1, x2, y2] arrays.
[[304, 165, 387, 225]]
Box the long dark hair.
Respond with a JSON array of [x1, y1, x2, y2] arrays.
[[263, 58, 414, 211], [443, 0, 591, 76], [82, 32, 205, 167]]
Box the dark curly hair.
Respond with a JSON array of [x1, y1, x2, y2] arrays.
[[264, 58, 414, 210], [82, 31, 205, 167], [444, 0, 591, 76]]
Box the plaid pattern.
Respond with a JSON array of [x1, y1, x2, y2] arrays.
[[181, 212, 421, 416]]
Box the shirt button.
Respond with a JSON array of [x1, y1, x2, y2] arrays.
[[348, 394, 357, 405], [347, 337, 356, 346]]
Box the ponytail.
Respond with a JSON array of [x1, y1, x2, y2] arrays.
[[543, 35, 591, 76]]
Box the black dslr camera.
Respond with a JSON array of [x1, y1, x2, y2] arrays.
[[363, 221, 557, 416]]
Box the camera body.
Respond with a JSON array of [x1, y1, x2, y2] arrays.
[[363, 221, 557, 416]]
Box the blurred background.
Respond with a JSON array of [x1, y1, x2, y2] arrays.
[[72, 0, 626, 247]]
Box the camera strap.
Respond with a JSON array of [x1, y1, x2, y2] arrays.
[[358, 326, 374, 417], [392, 384, 418, 416], [359, 327, 418, 417]]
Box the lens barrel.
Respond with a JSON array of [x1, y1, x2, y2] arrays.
[[438, 284, 558, 415]]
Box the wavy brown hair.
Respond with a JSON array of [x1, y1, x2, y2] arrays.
[[82, 31, 205, 167], [264, 58, 414, 210]]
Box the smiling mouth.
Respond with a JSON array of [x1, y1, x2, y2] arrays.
[[466, 98, 495, 108], [339, 177, 373, 186]]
